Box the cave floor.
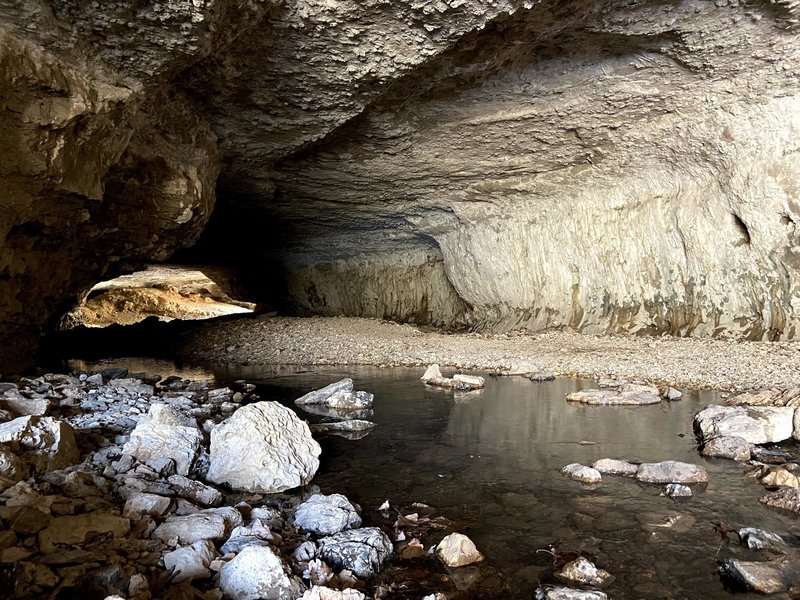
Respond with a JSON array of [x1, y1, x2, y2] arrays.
[[169, 316, 799, 393]]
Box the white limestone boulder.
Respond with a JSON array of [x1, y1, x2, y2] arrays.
[[123, 404, 202, 476], [219, 545, 305, 600], [207, 401, 321, 493], [436, 532, 484, 567], [694, 404, 794, 445], [293, 493, 362, 536]]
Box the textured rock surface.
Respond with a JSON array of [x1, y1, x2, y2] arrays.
[[318, 527, 393, 579], [0, 416, 79, 474], [635, 461, 708, 484], [436, 532, 484, 567], [122, 404, 202, 476], [293, 493, 362, 536], [207, 401, 321, 493], [1, 0, 799, 367], [694, 405, 796, 445], [219, 545, 305, 600]]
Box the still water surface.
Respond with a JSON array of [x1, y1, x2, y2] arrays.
[[71, 359, 800, 599]]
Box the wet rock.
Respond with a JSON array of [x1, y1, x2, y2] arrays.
[[719, 558, 800, 594], [123, 404, 202, 476], [421, 364, 485, 390], [163, 539, 218, 583], [293, 493, 362, 536], [701, 436, 752, 461], [207, 401, 321, 493], [167, 474, 223, 507], [295, 378, 374, 409], [566, 383, 661, 406], [760, 487, 800, 514], [663, 484, 693, 498], [38, 511, 130, 553], [529, 371, 557, 382], [561, 464, 602, 484], [219, 544, 305, 600], [591, 458, 638, 477], [751, 447, 794, 464], [760, 466, 800, 489], [555, 556, 613, 588], [436, 532, 484, 567], [535, 586, 608, 600], [309, 420, 376, 440], [0, 416, 79, 473], [663, 387, 683, 401], [635, 461, 708, 484], [726, 388, 800, 408], [299, 587, 366, 600], [318, 527, 392, 579], [739, 528, 788, 552], [694, 405, 794, 445], [123, 492, 172, 518]]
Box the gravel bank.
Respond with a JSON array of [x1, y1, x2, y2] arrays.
[[177, 316, 800, 392]]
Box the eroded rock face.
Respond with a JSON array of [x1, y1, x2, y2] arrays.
[[1, 0, 800, 366]]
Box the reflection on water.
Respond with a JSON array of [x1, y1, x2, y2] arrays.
[[67, 360, 799, 599]]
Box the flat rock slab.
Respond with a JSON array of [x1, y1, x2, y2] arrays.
[[318, 527, 392, 579], [636, 461, 708, 484], [208, 401, 320, 493], [295, 378, 374, 409], [694, 404, 795, 445], [701, 435, 752, 461], [420, 364, 485, 391], [720, 559, 800, 594], [38, 511, 130, 553], [293, 493, 362, 536], [591, 458, 638, 477], [566, 384, 660, 406]]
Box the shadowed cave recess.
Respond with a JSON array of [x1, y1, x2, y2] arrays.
[[1, 0, 800, 371]]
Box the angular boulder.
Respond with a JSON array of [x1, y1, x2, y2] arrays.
[[219, 545, 305, 600], [163, 539, 218, 584], [694, 405, 794, 445], [635, 461, 708, 484], [436, 532, 484, 567], [207, 401, 321, 493], [701, 435, 751, 461], [122, 404, 202, 476], [0, 416, 79, 473], [318, 527, 392, 579], [293, 493, 362, 536], [38, 511, 130, 553]]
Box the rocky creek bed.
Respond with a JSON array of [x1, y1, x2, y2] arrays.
[[3, 352, 800, 599]]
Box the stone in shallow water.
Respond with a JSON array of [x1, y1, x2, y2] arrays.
[[554, 556, 613, 588], [295, 378, 374, 409], [293, 493, 362, 536], [219, 545, 305, 600], [738, 527, 788, 552], [309, 420, 376, 440], [436, 532, 484, 567], [694, 404, 794, 445], [760, 487, 800, 514], [561, 464, 602, 484], [565, 384, 660, 406], [635, 461, 708, 484], [207, 401, 321, 493], [535, 586, 608, 600], [318, 527, 392, 579], [701, 435, 751, 461], [719, 559, 800, 594], [591, 458, 638, 477], [122, 404, 202, 476], [420, 364, 485, 390], [760, 466, 800, 489]]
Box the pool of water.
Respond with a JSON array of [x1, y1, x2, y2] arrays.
[[70, 358, 800, 598]]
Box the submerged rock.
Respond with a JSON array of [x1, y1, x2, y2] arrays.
[[122, 404, 202, 476], [535, 586, 608, 600], [436, 532, 484, 567], [694, 405, 795, 445], [760, 466, 800, 489], [295, 378, 374, 410], [561, 464, 602, 484], [309, 420, 376, 440], [293, 493, 362, 536], [566, 383, 660, 406], [219, 545, 305, 600], [207, 401, 321, 493], [663, 484, 693, 498], [318, 527, 392, 579], [591, 458, 638, 477], [635, 461, 708, 484]]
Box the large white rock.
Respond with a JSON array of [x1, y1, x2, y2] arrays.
[[0, 416, 79, 473], [295, 379, 373, 409], [293, 493, 361, 536], [123, 404, 202, 476], [694, 405, 795, 445], [219, 545, 305, 600], [436, 532, 484, 567], [154, 508, 241, 545], [207, 401, 321, 493]]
